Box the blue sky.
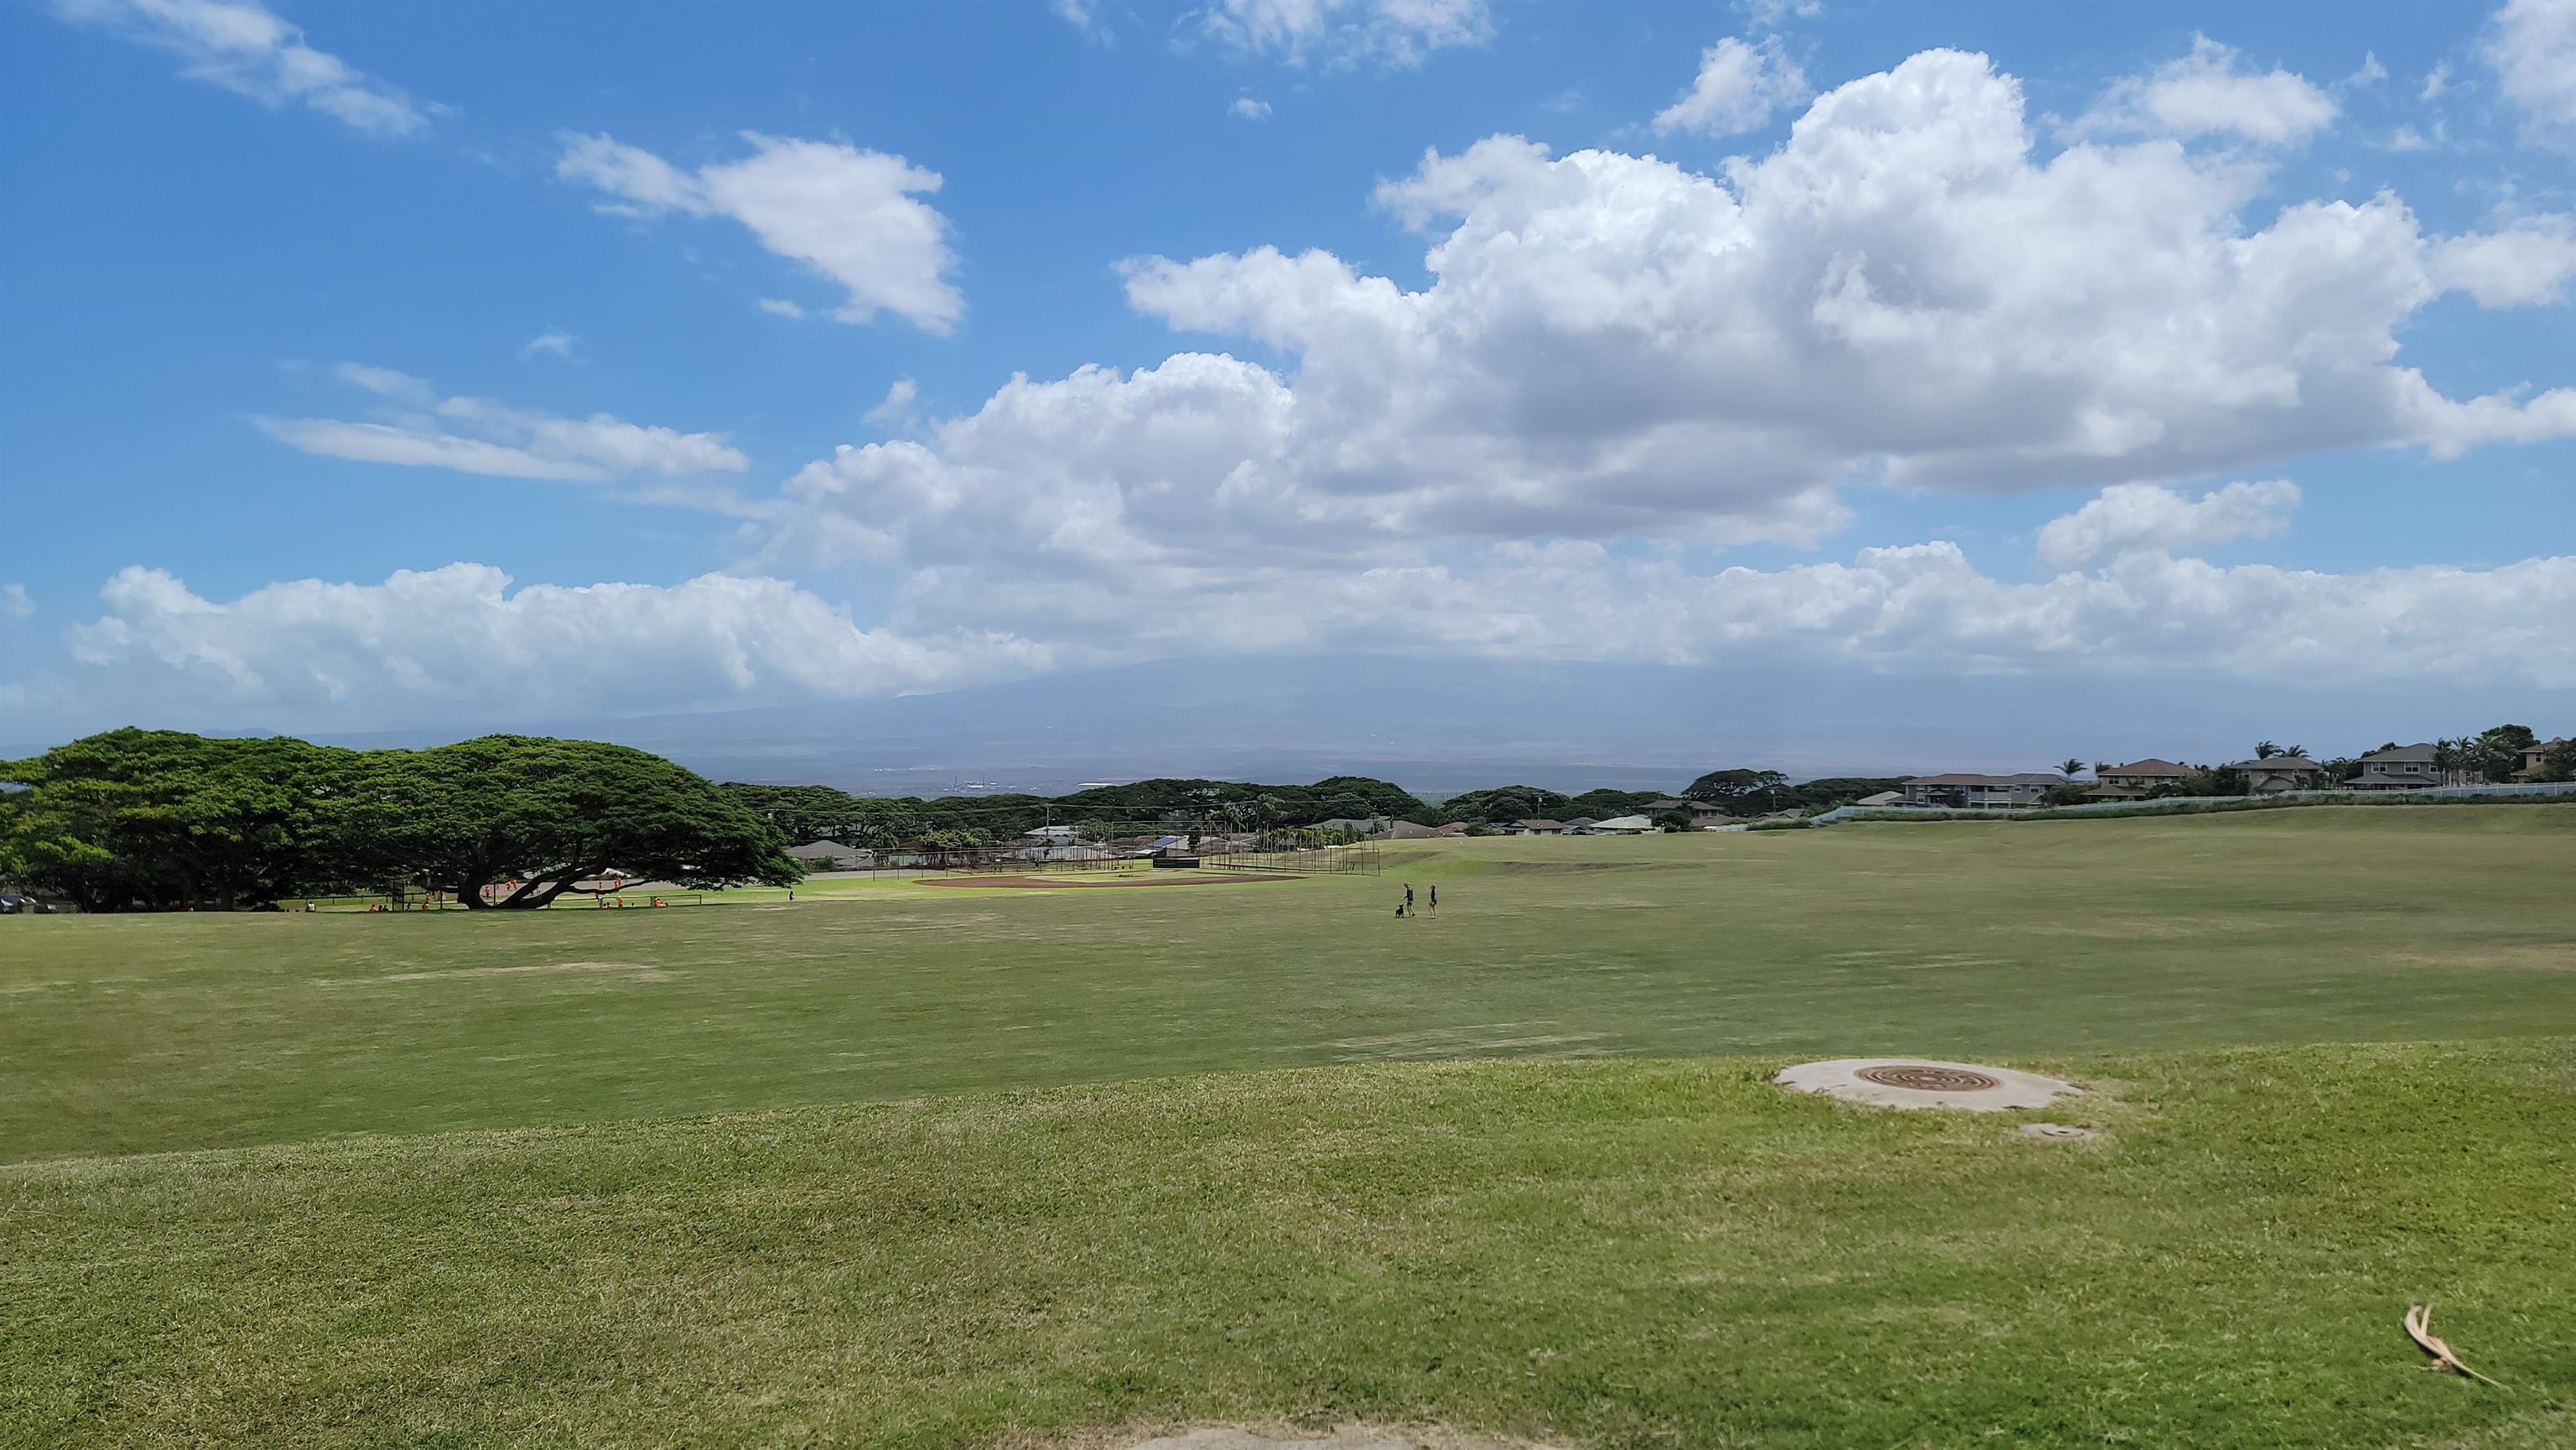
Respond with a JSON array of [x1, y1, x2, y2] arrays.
[[2, 0, 2570, 755]]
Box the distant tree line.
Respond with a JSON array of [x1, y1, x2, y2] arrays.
[[716, 774, 1439, 845], [1429, 785, 1664, 825], [17, 723, 2267, 911], [1426, 772, 1907, 827], [1680, 769, 1910, 815], [3, 730, 800, 912]]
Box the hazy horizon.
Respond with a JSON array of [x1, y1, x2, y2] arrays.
[[11, 652, 2546, 798]]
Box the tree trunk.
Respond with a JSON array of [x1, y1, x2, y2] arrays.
[[495, 865, 593, 908], [516, 878, 581, 909]]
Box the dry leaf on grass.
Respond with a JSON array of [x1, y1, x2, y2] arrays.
[[2405, 1303, 2507, 1389]]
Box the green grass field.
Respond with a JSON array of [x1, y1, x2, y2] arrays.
[[5, 808, 2573, 1447]]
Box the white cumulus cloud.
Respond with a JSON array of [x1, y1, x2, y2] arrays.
[[58, 565, 1052, 729], [51, 0, 434, 136], [255, 364, 749, 483], [44, 541, 2575, 735], [558, 132, 963, 332], [728, 48, 2575, 699], [1099, 50, 2568, 534], [2485, 0, 2576, 145], [1654, 35, 1810, 137], [1742, 0, 1822, 28], [1194, 0, 1493, 68], [2070, 34, 2338, 145], [862, 377, 919, 429], [2035, 481, 2301, 569], [2432, 214, 2576, 306], [1230, 96, 1274, 120], [38, 41, 2575, 733]]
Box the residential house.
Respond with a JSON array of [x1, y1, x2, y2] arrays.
[[2352, 743, 2440, 790], [1021, 825, 1080, 845], [1900, 773, 2060, 810], [1559, 817, 1598, 833], [1386, 820, 1446, 840], [1313, 816, 1384, 837], [1574, 814, 1655, 834], [2085, 758, 2194, 799], [1639, 796, 1732, 824], [2516, 738, 2567, 780], [2227, 756, 2333, 794], [1852, 790, 1903, 808], [1511, 819, 1566, 835]]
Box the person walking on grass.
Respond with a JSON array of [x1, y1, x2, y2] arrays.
[[1405, 882, 1415, 913], [1428, 883, 1437, 916]]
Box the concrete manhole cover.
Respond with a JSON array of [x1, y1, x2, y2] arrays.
[[1855, 1064, 2001, 1092], [2018, 1122, 2100, 1141], [1775, 1058, 2077, 1111]]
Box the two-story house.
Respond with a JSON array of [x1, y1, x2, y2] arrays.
[[2516, 738, 2567, 780], [2084, 757, 2194, 799], [2225, 756, 2334, 794], [1900, 773, 2059, 810], [2351, 743, 2440, 790], [1639, 796, 1734, 825]]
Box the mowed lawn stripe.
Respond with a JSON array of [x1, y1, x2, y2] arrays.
[[4, 1042, 2569, 1448], [3, 806, 2571, 1162]]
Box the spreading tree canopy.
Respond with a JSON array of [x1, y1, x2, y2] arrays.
[[2535, 736, 2576, 783], [1436, 785, 1574, 824], [3, 731, 800, 910], [1683, 768, 1792, 812], [1, 730, 362, 912], [361, 736, 802, 908]]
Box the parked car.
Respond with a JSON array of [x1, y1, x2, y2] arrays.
[[0, 891, 51, 915]]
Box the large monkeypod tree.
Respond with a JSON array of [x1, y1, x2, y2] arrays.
[[364, 735, 802, 907], [0, 729, 362, 911]]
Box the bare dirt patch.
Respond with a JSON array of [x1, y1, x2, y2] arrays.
[[913, 873, 1297, 890]]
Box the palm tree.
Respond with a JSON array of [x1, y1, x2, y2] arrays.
[[2254, 740, 2279, 759], [2059, 757, 2087, 779], [2284, 744, 2308, 758]]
